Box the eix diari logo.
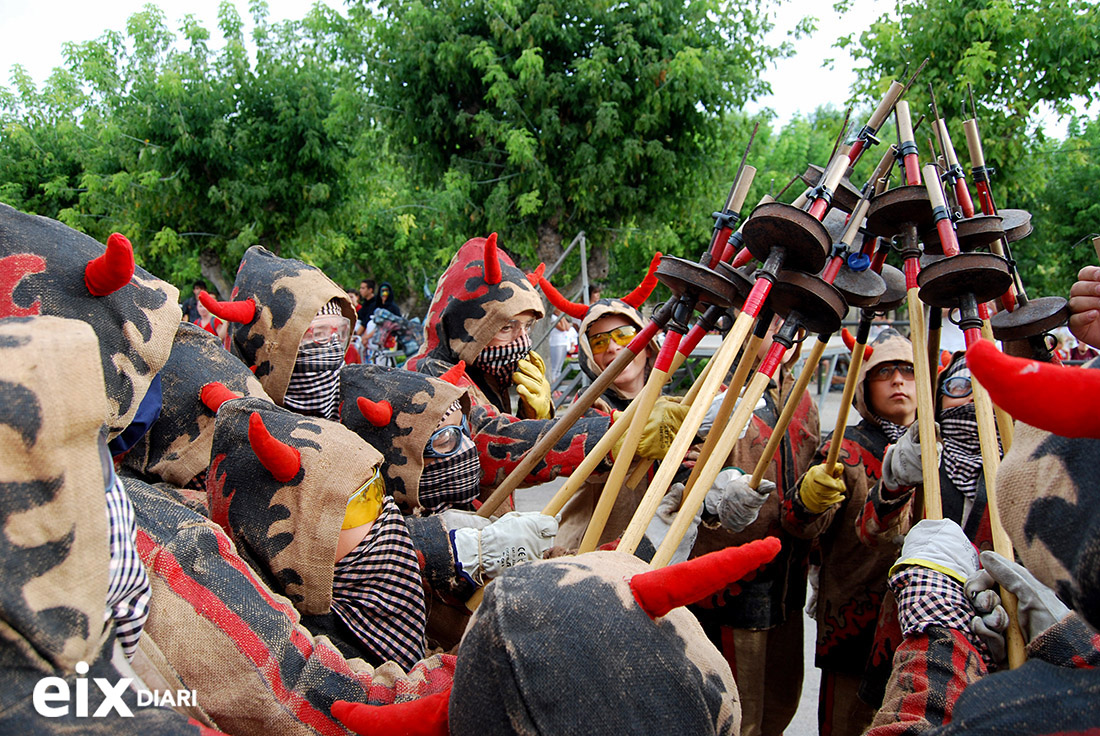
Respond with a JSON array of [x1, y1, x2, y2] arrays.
[[32, 661, 198, 718]]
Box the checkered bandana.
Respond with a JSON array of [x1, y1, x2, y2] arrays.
[[283, 300, 345, 420], [873, 415, 910, 444], [104, 464, 151, 660], [890, 565, 992, 665], [330, 496, 426, 670], [417, 435, 481, 512], [940, 402, 983, 499], [474, 333, 531, 382]]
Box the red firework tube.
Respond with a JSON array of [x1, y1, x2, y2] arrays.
[[742, 277, 772, 319], [871, 245, 889, 273], [626, 319, 661, 353], [653, 329, 682, 372], [975, 181, 995, 216], [757, 339, 788, 378], [964, 327, 982, 347], [896, 101, 921, 186], [953, 179, 975, 218], [822, 255, 844, 284], [848, 138, 868, 166], [807, 153, 848, 221], [923, 164, 960, 258], [707, 166, 757, 269], [732, 246, 753, 268], [938, 119, 976, 218], [904, 257, 921, 290], [963, 120, 997, 216]]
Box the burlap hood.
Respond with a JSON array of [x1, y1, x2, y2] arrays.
[[224, 245, 355, 405], [853, 327, 914, 423], [207, 397, 383, 615], [0, 316, 113, 672], [997, 412, 1100, 632], [340, 364, 470, 512], [0, 203, 180, 439], [577, 298, 661, 402], [407, 235, 544, 370], [450, 551, 739, 735], [121, 322, 271, 488]]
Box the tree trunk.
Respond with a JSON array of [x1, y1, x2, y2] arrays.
[[200, 247, 233, 300]]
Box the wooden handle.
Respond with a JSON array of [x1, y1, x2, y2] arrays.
[[651, 370, 774, 568], [791, 187, 813, 209], [822, 152, 849, 195], [825, 337, 868, 470], [938, 119, 961, 168], [896, 101, 915, 145], [618, 310, 759, 553], [868, 80, 905, 131], [749, 337, 828, 488], [923, 165, 948, 211], [840, 198, 872, 249], [962, 119, 986, 170], [727, 165, 758, 214], [906, 287, 943, 518]]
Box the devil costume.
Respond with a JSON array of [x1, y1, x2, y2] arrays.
[[781, 328, 916, 736]]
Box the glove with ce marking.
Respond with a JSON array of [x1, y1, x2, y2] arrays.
[[644, 482, 703, 565], [703, 467, 774, 532], [514, 349, 553, 420], [798, 462, 846, 514], [881, 421, 940, 490], [451, 511, 558, 586], [612, 395, 690, 461], [964, 550, 1071, 659]]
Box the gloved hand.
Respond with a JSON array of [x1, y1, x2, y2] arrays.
[[644, 482, 703, 565], [964, 565, 1011, 665], [451, 511, 558, 586], [514, 350, 553, 419], [890, 519, 982, 640], [439, 508, 492, 532], [703, 467, 773, 532], [881, 421, 938, 490], [892, 517, 979, 584], [637, 395, 689, 460], [967, 550, 1071, 644], [798, 462, 847, 514]]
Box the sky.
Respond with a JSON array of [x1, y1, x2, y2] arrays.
[[0, 0, 1083, 132]]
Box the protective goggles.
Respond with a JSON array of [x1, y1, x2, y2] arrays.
[[588, 325, 638, 354], [342, 465, 386, 530], [867, 362, 915, 382], [300, 315, 351, 349], [940, 376, 973, 399], [424, 416, 472, 459]]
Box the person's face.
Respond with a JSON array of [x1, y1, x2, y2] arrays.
[[866, 361, 917, 425], [359, 282, 373, 300], [939, 373, 974, 411], [587, 314, 647, 395], [346, 290, 359, 307], [423, 410, 463, 467], [193, 285, 203, 297], [196, 300, 211, 321], [487, 310, 540, 348]]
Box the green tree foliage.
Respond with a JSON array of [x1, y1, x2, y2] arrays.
[[364, 0, 795, 294]]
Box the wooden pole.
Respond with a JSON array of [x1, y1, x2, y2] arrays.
[[824, 332, 869, 472]]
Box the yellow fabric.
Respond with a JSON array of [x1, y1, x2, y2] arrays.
[[637, 396, 690, 460], [798, 462, 847, 514], [342, 467, 385, 530], [889, 558, 969, 585], [513, 349, 553, 419]]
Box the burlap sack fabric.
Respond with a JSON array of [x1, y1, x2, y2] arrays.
[[122, 322, 271, 491], [127, 474, 456, 736], [225, 245, 355, 405], [0, 316, 202, 733], [340, 364, 470, 512], [450, 550, 740, 736], [206, 396, 382, 615], [0, 202, 180, 439]]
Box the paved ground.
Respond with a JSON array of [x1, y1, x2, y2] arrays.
[[515, 380, 854, 735]]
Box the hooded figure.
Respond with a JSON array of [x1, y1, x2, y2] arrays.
[[782, 327, 917, 736], [576, 299, 662, 412], [409, 234, 613, 492], [0, 203, 180, 440], [865, 344, 1100, 734], [208, 397, 426, 670], [0, 316, 201, 733], [376, 282, 402, 317], [341, 364, 475, 515], [201, 245, 355, 418], [120, 321, 271, 501], [332, 540, 786, 736]]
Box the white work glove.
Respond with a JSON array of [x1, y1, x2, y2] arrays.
[[703, 467, 773, 533], [892, 518, 979, 584], [644, 482, 703, 565], [451, 511, 558, 586], [881, 421, 939, 490], [965, 550, 1071, 647], [696, 390, 764, 439], [438, 508, 492, 532]]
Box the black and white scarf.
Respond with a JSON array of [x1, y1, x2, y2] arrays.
[[104, 469, 151, 660], [873, 415, 910, 444], [418, 436, 481, 512], [940, 402, 983, 499], [330, 496, 426, 670], [283, 301, 346, 420], [474, 333, 531, 382]]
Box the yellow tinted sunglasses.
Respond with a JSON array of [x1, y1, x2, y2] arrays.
[[342, 465, 385, 530], [588, 325, 638, 354]]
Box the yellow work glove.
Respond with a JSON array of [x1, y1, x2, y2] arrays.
[[798, 462, 847, 514], [629, 396, 689, 460], [514, 349, 553, 420]]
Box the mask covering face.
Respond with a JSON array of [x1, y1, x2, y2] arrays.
[[940, 401, 983, 498], [284, 310, 349, 420], [475, 332, 532, 383], [418, 434, 480, 512]]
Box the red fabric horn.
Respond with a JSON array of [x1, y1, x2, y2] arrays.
[[357, 397, 393, 427], [85, 232, 135, 296], [199, 382, 240, 412], [938, 349, 952, 373], [620, 252, 662, 308], [439, 360, 467, 386], [526, 262, 546, 286], [536, 276, 588, 320], [199, 290, 257, 323], [483, 232, 502, 285], [967, 339, 1100, 438], [630, 537, 782, 619], [248, 412, 301, 482], [331, 689, 451, 736], [841, 328, 873, 361]]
